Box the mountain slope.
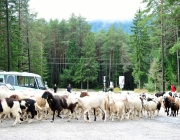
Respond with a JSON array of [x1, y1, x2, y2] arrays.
[[88, 20, 133, 34]]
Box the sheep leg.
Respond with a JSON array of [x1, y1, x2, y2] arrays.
[[86, 112, 89, 120], [121, 110, 125, 121], [156, 110, 159, 116], [38, 110, 44, 120], [101, 109, 106, 122], [12, 112, 21, 127], [4, 114, 11, 120], [73, 110, 78, 120], [111, 113, 114, 121], [12, 117, 19, 127], [67, 110, 73, 122], [93, 108, 96, 121], [133, 110, 136, 120], [84, 109, 91, 122], [167, 108, 169, 116], [51, 111, 55, 122], [46, 109, 51, 120], [57, 111, 62, 118], [28, 110, 36, 124]]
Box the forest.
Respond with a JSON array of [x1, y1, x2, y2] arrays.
[[0, 0, 180, 91]]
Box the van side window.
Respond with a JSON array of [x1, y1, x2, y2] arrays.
[[0, 75, 4, 83], [7, 75, 15, 85], [0, 78, 3, 83]]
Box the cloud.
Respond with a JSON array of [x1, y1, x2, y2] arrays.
[[29, 0, 145, 21]]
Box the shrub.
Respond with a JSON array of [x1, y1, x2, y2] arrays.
[[134, 88, 148, 93]]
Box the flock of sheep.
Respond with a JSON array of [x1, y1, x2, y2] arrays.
[[0, 85, 180, 127]]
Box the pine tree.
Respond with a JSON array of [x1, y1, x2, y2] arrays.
[[130, 9, 150, 89], [81, 32, 98, 89]]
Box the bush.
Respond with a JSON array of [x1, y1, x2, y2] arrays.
[[176, 85, 180, 92], [143, 82, 155, 92], [113, 87, 121, 93], [134, 88, 148, 93]]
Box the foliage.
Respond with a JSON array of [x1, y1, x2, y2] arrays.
[[1, 0, 180, 90], [130, 9, 150, 88]]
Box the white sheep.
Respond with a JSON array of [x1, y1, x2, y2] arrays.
[[109, 99, 125, 121], [143, 100, 157, 119], [77, 94, 107, 123], [0, 98, 22, 126]]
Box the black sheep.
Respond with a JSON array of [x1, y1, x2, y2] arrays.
[[42, 91, 78, 122], [155, 91, 165, 98]]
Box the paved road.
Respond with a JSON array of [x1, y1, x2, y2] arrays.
[[0, 107, 180, 140]]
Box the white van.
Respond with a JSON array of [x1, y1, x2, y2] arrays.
[[0, 71, 46, 91]]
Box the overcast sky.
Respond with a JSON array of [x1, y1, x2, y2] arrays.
[[29, 0, 145, 22]]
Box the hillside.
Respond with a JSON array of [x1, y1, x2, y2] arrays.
[[88, 20, 133, 34]]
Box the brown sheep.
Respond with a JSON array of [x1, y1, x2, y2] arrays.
[[163, 96, 175, 116], [170, 102, 179, 117]]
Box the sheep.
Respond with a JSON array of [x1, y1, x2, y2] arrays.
[[8, 94, 45, 122], [28, 95, 51, 120], [108, 93, 135, 120], [109, 98, 125, 121], [0, 86, 14, 99], [1, 94, 22, 120], [41, 91, 78, 122], [170, 102, 179, 117], [19, 98, 42, 124], [0, 98, 22, 126], [168, 96, 180, 117], [76, 94, 107, 123], [163, 96, 175, 116], [132, 96, 142, 119], [73, 91, 99, 121], [155, 91, 165, 98], [143, 100, 157, 119]]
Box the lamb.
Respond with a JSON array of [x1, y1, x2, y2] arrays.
[[0, 98, 22, 126], [109, 98, 125, 121], [108, 93, 135, 120]]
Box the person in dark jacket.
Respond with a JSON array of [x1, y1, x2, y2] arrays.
[[102, 86, 107, 92], [53, 84, 57, 93], [67, 84, 72, 93]]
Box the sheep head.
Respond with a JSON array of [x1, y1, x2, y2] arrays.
[[42, 91, 52, 99]]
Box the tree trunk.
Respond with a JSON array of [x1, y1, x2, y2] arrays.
[[176, 26, 179, 85], [161, 0, 165, 92], [6, 0, 10, 71]]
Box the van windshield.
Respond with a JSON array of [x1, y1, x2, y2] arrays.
[[36, 77, 46, 90]]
